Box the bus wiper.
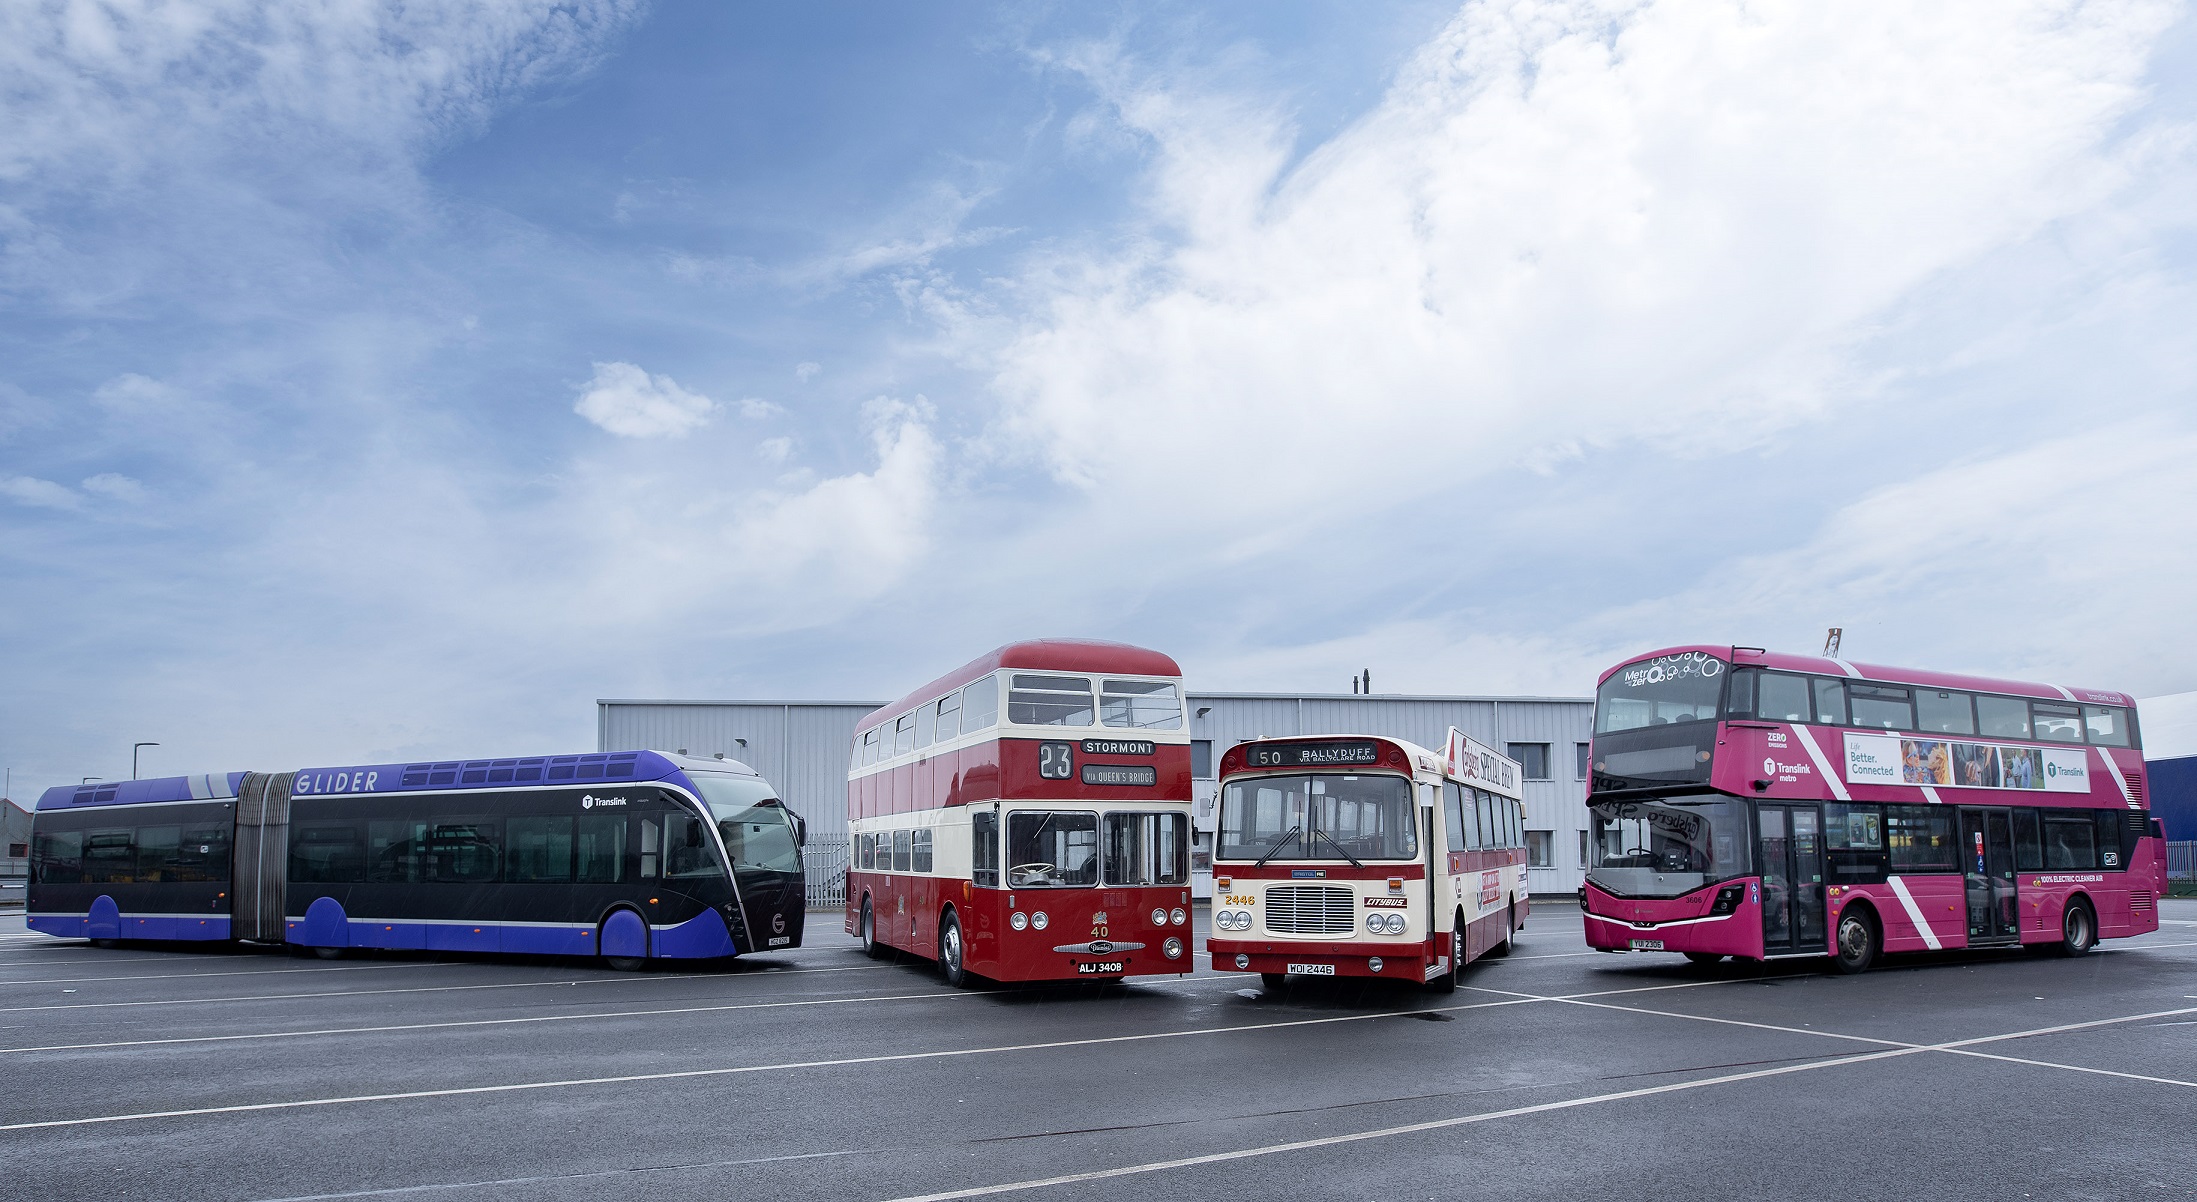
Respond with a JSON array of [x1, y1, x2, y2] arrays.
[[1255, 825, 1302, 868], [1311, 828, 1363, 868]]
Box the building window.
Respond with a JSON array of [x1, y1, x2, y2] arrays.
[[1508, 743, 1550, 781], [1191, 740, 1213, 780], [1526, 830, 1553, 868], [1574, 742, 1590, 779], [1578, 829, 1589, 869]]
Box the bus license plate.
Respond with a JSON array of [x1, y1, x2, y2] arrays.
[[1629, 939, 1664, 951], [1076, 961, 1125, 975], [1286, 963, 1336, 976]]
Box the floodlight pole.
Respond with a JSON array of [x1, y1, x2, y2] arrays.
[[133, 742, 159, 780]]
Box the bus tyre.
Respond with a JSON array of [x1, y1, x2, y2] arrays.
[[1485, 902, 1516, 958], [1831, 907, 1878, 975], [1259, 972, 1289, 991], [312, 945, 345, 961], [2058, 899, 2097, 957], [860, 897, 885, 960], [1684, 952, 1727, 967], [1424, 918, 1462, 994], [937, 911, 969, 988]]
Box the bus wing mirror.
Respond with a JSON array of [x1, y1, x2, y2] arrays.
[[792, 813, 808, 846]]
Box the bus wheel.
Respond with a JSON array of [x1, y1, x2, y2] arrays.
[[1831, 907, 1878, 975], [312, 945, 345, 961], [1424, 918, 1461, 995], [860, 897, 885, 960], [1259, 972, 1289, 992], [1684, 952, 1727, 967], [937, 911, 969, 988], [1485, 903, 1515, 958], [2057, 899, 2097, 957]]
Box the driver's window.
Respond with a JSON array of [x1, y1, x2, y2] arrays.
[[1005, 810, 1098, 887]]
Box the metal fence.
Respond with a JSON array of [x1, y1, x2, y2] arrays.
[[804, 835, 849, 911], [2169, 841, 2196, 882]]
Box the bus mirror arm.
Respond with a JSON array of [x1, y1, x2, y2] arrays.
[[792, 814, 808, 846]]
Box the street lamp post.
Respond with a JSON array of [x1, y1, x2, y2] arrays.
[[132, 743, 159, 781]]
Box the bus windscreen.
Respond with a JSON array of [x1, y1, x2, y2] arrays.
[[1596, 652, 1727, 733], [689, 774, 802, 873]]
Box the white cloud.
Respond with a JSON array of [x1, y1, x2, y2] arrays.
[[739, 397, 783, 419], [757, 436, 794, 463], [573, 361, 719, 438], [1593, 420, 2197, 693], [795, 361, 822, 382], [0, 475, 80, 510], [990, 0, 2176, 534], [80, 473, 147, 502]]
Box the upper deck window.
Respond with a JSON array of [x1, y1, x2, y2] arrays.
[[1100, 679, 1182, 730], [1915, 690, 1975, 736], [961, 675, 1000, 731], [934, 690, 961, 742], [1756, 673, 1813, 723], [2083, 705, 2132, 748], [2033, 702, 2083, 743], [1976, 695, 2031, 739], [1848, 685, 1912, 731], [1008, 674, 1095, 727], [1595, 652, 1725, 734], [893, 712, 918, 755]]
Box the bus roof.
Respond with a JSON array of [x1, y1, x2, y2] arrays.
[[36, 752, 769, 811], [861, 638, 1183, 730], [37, 772, 247, 811], [289, 750, 762, 800], [1603, 645, 2134, 708]]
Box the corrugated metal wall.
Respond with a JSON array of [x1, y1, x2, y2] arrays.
[[597, 700, 877, 837], [599, 690, 1594, 894]]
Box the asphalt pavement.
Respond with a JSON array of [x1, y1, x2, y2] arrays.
[[3, 900, 2195, 1202]]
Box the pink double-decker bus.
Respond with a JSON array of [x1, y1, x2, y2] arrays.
[[1583, 646, 2166, 972], [844, 639, 1195, 987]]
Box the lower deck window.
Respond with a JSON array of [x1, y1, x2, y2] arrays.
[[1104, 812, 1188, 885]]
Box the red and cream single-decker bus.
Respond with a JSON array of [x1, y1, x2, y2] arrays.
[[1208, 730, 1530, 992], [1583, 645, 2166, 971], [844, 639, 1195, 986]]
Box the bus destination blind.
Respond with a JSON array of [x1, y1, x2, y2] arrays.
[[1245, 741, 1381, 768], [1081, 764, 1158, 787]]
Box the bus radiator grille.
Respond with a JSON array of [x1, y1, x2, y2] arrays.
[[1264, 885, 1355, 936]]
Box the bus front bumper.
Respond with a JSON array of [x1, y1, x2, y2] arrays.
[[1206, 937, 1442, 982]]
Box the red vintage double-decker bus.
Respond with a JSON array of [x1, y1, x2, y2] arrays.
[[1583, 645, 2167, 971], [844, 639, 1195, 986]]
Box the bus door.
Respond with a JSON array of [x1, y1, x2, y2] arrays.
[[1757, 804, 1826, 954], [1959, 808, 2018, 945]]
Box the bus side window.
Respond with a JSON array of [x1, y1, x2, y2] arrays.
[[893, 830, 913, 872], [640, 818, 661, 879], [913, 829, 934, 874], [2013, 809, 2042, 872], [1473, 791, 1493, 851], [578, 814, 626, 883], [666, 815, 724, 878], [1443, 783, 1466, 853]]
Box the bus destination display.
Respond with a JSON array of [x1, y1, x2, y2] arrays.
[[1081, 738, 1155, 756], [1081, 764, 1159, 787], [1245, 740, 1381, 768]]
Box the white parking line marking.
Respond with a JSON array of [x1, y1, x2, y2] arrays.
[[0, 962, 463, 987], [248, 1147, 876, 1202], [0, 980, 1741, 1133], [878, 1004, 2197, 1201], [0, 963, 889, 1015], [0, 989, 978, 1055]]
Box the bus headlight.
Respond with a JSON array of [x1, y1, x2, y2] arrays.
[[1234, 909, 1254, 930], [1365, 913, 1385, 935], [1151, 907, 1168, 925], [1216, 909, 1238, 931], [1368, 956, 1385, 973], [1010, 911, 1027, 931], [1031, 911, 1049, 931], [1170, 908, 1187, 926], [1383, 912, 1407, 935], [1163, 937, 1184, 960], [1235, 953, 1250, 969]]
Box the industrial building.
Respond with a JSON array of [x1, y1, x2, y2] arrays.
[[598, 689, 1594, 905]]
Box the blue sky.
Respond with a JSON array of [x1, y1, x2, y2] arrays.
[[4, 0, 2195, 798]]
